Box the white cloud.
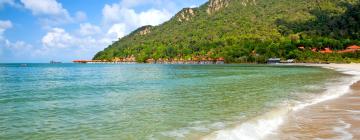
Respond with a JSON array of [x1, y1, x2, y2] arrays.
[[120, 0, 149, 8], [102, 3, 171, 27], [42, 28, 72, 48], [101, 2, 172, 42], [35, 27, 113, 60], [20, 0, 68, 16], [0, 20, 11, 45], [102, 3, 122, 24], [0, 39, 34, 62], [137, 9, 172, 26], [107, 23, 126, 39], [0, 20, 12, 35], [4, 39, 33, 51], [75, 11, 87, 22], [119, 0, 178, 10], [20, 0, 85, 27], [41, 27, 113, 50], [0, 20, 34, 62], [190, 5, 198, 8], [78, 23, 101, 36], [0, 20, 12, 44]]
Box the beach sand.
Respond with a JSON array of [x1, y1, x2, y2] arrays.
[[276, 64, 360, 139], [200, 64, 360, 140]]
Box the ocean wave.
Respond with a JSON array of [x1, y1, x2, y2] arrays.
[[203, 66, 360, 140], [202, 107, 289, 140], [156, 121, 228, 139]]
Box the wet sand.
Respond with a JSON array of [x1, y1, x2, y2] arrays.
[[276, 64, 360, 139]]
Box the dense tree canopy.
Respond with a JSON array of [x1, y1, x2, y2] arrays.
[[94, 0, 360, 63]]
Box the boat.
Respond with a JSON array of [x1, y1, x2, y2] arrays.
[[50, 60, 62, 64]]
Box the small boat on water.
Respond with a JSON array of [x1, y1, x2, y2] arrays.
[[50, 60, 62, 64], [20, 64, 27, 67]]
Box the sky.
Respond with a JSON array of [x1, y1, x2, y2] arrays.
[[0, 0, 207, 63]]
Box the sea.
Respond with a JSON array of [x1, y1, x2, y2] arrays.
[[0, 64, 356, 140]]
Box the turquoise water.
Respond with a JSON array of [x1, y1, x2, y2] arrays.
[[0, 64, 343, 139]]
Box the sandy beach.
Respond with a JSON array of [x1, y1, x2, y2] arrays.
[[276, 64, 360, 139]]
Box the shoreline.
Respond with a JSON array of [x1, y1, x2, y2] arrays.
[[203, 63, 360, 140], [277, 63, 360, 139]]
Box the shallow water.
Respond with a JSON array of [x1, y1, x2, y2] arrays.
[[0, 64, 344, 139], [276, 77, 360, 140]]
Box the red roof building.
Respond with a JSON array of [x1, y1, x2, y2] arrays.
[[311, 48, 317, 52], [338, 45, 360, 53], [347, 45, 360, 50], [320, 48, 333, 54], [217, 57, 225, 61]]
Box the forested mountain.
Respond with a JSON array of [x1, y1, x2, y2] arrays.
[[94, 0, 360, 63]]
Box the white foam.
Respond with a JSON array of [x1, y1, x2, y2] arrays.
[[203, 108, 288, 140], [292, 65, 360, 112], [332, 119, 353, 140], [203, 66, 360, 140], [159, 121, 227, 139], [346, 109, 360, 113], [292, 80, 351, 111], [340, 70, 360, 76], [160, 128, 190, 138]]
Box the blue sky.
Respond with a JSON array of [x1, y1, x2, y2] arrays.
[[0, 0, 207, 63]]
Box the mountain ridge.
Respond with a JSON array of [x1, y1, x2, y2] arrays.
[[94, 0, 360, 63]]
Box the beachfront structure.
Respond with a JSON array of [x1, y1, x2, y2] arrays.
[[300, 45, 360, 54], [73, 60, 137, 64], [73, 57, 225, 64], [338, 45, 360, 53], [320, 48, 333, 53], [286, 59, 295, 63], [145, 57, 225, 64], [267, 58, 281, 64]]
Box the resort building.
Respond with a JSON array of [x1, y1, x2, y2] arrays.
[[299, 45, 360, 54], [338, 45, 360, 53], [267, 58, 281, 64], [319, 48, 333, 53]]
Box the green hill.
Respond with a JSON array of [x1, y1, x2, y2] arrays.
[[94, 0, 360, 63]]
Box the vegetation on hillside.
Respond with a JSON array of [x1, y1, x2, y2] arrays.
[[94, 0, 360, 63]]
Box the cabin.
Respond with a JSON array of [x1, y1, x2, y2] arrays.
[[286, 59, 295, 63], [73, 60, 90, 63], [146, 58, 156, 64], [338, 45, 360, 53], [310, 48, 317, 52], [320, 48, 333, 53], [347, 45, 360, 50], [298, 46, 305, 50], [215, 57, 225, 64], [267, 58, 281, 64]]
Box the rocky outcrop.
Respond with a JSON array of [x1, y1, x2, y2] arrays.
[[139, 26, 151, 35], [241, 0, 257, 6], [131, 25, 153, 36], [177, 8, 196, 22], [206, 0, 257, 14], [207, 0, 230, 14], [112, 55, 136, 62]]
